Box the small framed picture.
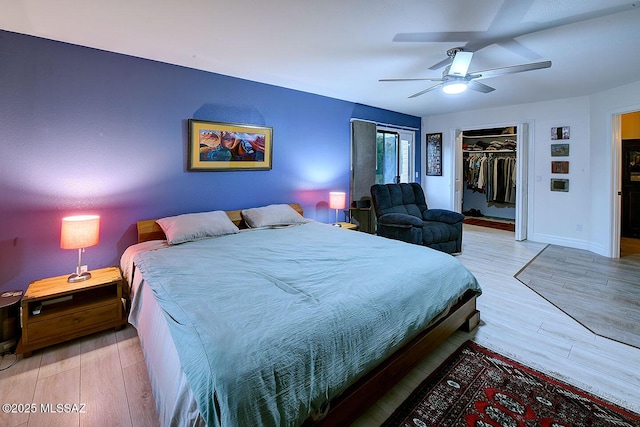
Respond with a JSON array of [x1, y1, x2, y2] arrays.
[[550, 178, 569, 192], [551, 126, 570, 140], [551, 161, 569, 174], [426, 133, 442, 176], [551, 143, 570, 157]]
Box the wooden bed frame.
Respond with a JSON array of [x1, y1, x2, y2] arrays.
[[134, 203, 480, 426]]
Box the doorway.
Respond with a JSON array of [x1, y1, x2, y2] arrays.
[[350, 119, 417, 233], [621, 139, 640, 238], [376, 128, 414, 184], [617, 111, 640, 257], [454, 123, 529, 241]]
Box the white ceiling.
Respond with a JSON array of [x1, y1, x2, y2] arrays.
[[2, 0, 640, 117]]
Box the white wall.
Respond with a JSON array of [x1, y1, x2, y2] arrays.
[[589, 80, 640, 256], [421, 80, 640, 256]]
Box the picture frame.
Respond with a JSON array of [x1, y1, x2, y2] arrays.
[[426, 133, 442, 176], [551, 161, 569, 174], [551, 126, 570, 140], [551, 143, 570, 157], [550, 178, 569, 192], [188, 119, 273, 171]]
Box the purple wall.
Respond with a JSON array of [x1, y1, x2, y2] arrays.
[[0, 30, 421, 292]]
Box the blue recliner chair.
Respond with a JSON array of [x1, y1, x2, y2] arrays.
[[370, 183, 464, 254]]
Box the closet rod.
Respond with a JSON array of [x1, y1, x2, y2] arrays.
[[463, 150, 516, 154], [350, 118, 419, 132], [462, 133, 516, 138]]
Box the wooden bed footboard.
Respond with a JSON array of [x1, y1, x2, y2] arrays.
[[309, 290, 479, 426]]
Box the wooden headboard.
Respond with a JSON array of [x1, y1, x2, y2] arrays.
[[136, 203, 304, 243]]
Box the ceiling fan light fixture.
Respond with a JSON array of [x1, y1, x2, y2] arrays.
[[442, 82, 467, 94]]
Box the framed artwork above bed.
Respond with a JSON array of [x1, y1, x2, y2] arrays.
[[188, 119, 273, 171]]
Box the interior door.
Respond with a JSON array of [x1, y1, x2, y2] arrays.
[[621, 139, 640, 237]]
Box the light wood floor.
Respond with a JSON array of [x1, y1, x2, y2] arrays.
[[621, 236, 640, 257], [515, 244, 640, 349], [1, 225, 638, 427]]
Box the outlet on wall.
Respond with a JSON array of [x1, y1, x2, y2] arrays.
[[576, 224, 583, 232], [80, 265, 88, 273]]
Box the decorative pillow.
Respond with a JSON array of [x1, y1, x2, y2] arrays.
[[156, 210, 239, 245], [241, 204, 309, 228]]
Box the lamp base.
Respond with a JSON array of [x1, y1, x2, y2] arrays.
[[67, 271, 92, 283]]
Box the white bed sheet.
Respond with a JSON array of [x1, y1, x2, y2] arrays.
[[124, 242, 204, 427]]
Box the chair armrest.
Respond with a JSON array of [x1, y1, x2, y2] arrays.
[[378, 213, 424, 228], [423, 209, 464, 225]]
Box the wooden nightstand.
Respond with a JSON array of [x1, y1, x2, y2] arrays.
[[336, 222, 358, 230], [16, 266, 126, 357]]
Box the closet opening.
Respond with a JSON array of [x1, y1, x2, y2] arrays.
[[461, 126, 518, 233]]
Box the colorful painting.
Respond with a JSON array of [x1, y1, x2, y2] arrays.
[[188, 119, 272, 171]]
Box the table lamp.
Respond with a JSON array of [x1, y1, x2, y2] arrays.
[[60, 215, 100, 283], [329, 191, 346, 225]]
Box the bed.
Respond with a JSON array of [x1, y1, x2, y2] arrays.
[[120, 203, 481, 427]]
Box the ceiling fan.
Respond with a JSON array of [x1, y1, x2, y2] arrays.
[[380, 47, 551, 98]]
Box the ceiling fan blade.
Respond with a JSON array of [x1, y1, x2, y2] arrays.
[[467, 80, 495, 93], [496, 39, 541, 61], [392, 31, 481, 43], [429, 57, 453, 71], [472, 60, 551, 80], [448, 51, 473, 77], [379, 77, 443, 82], [408, 83, 444, 99]]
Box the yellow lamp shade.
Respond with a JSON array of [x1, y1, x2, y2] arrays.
[[60, 215, 100, 249]]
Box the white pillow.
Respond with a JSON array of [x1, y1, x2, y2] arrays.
[[241, 204, 309, 228], [156, 210, 239, 245]]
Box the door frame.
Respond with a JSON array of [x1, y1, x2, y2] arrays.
[[610, 109, 640, 257], [610, 108, 640, 258], [453, 121, 531, 241]]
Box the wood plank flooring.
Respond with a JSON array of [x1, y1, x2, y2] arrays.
[[1, 225, 638, 427], [621, 236, 640, 257], [515, 244, 640, 348]]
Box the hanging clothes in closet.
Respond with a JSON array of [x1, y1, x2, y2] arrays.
[[464, 152, 516, 204]]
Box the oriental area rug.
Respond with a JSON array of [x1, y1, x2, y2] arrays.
[[382, 341, 640, 427]]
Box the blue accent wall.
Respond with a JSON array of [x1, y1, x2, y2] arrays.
[[0, 30, 420, 292]]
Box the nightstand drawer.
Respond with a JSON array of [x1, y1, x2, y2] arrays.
[[27, 302, 119, 343]]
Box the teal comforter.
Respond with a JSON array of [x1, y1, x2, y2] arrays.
[[133, 222, 480, 427]]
